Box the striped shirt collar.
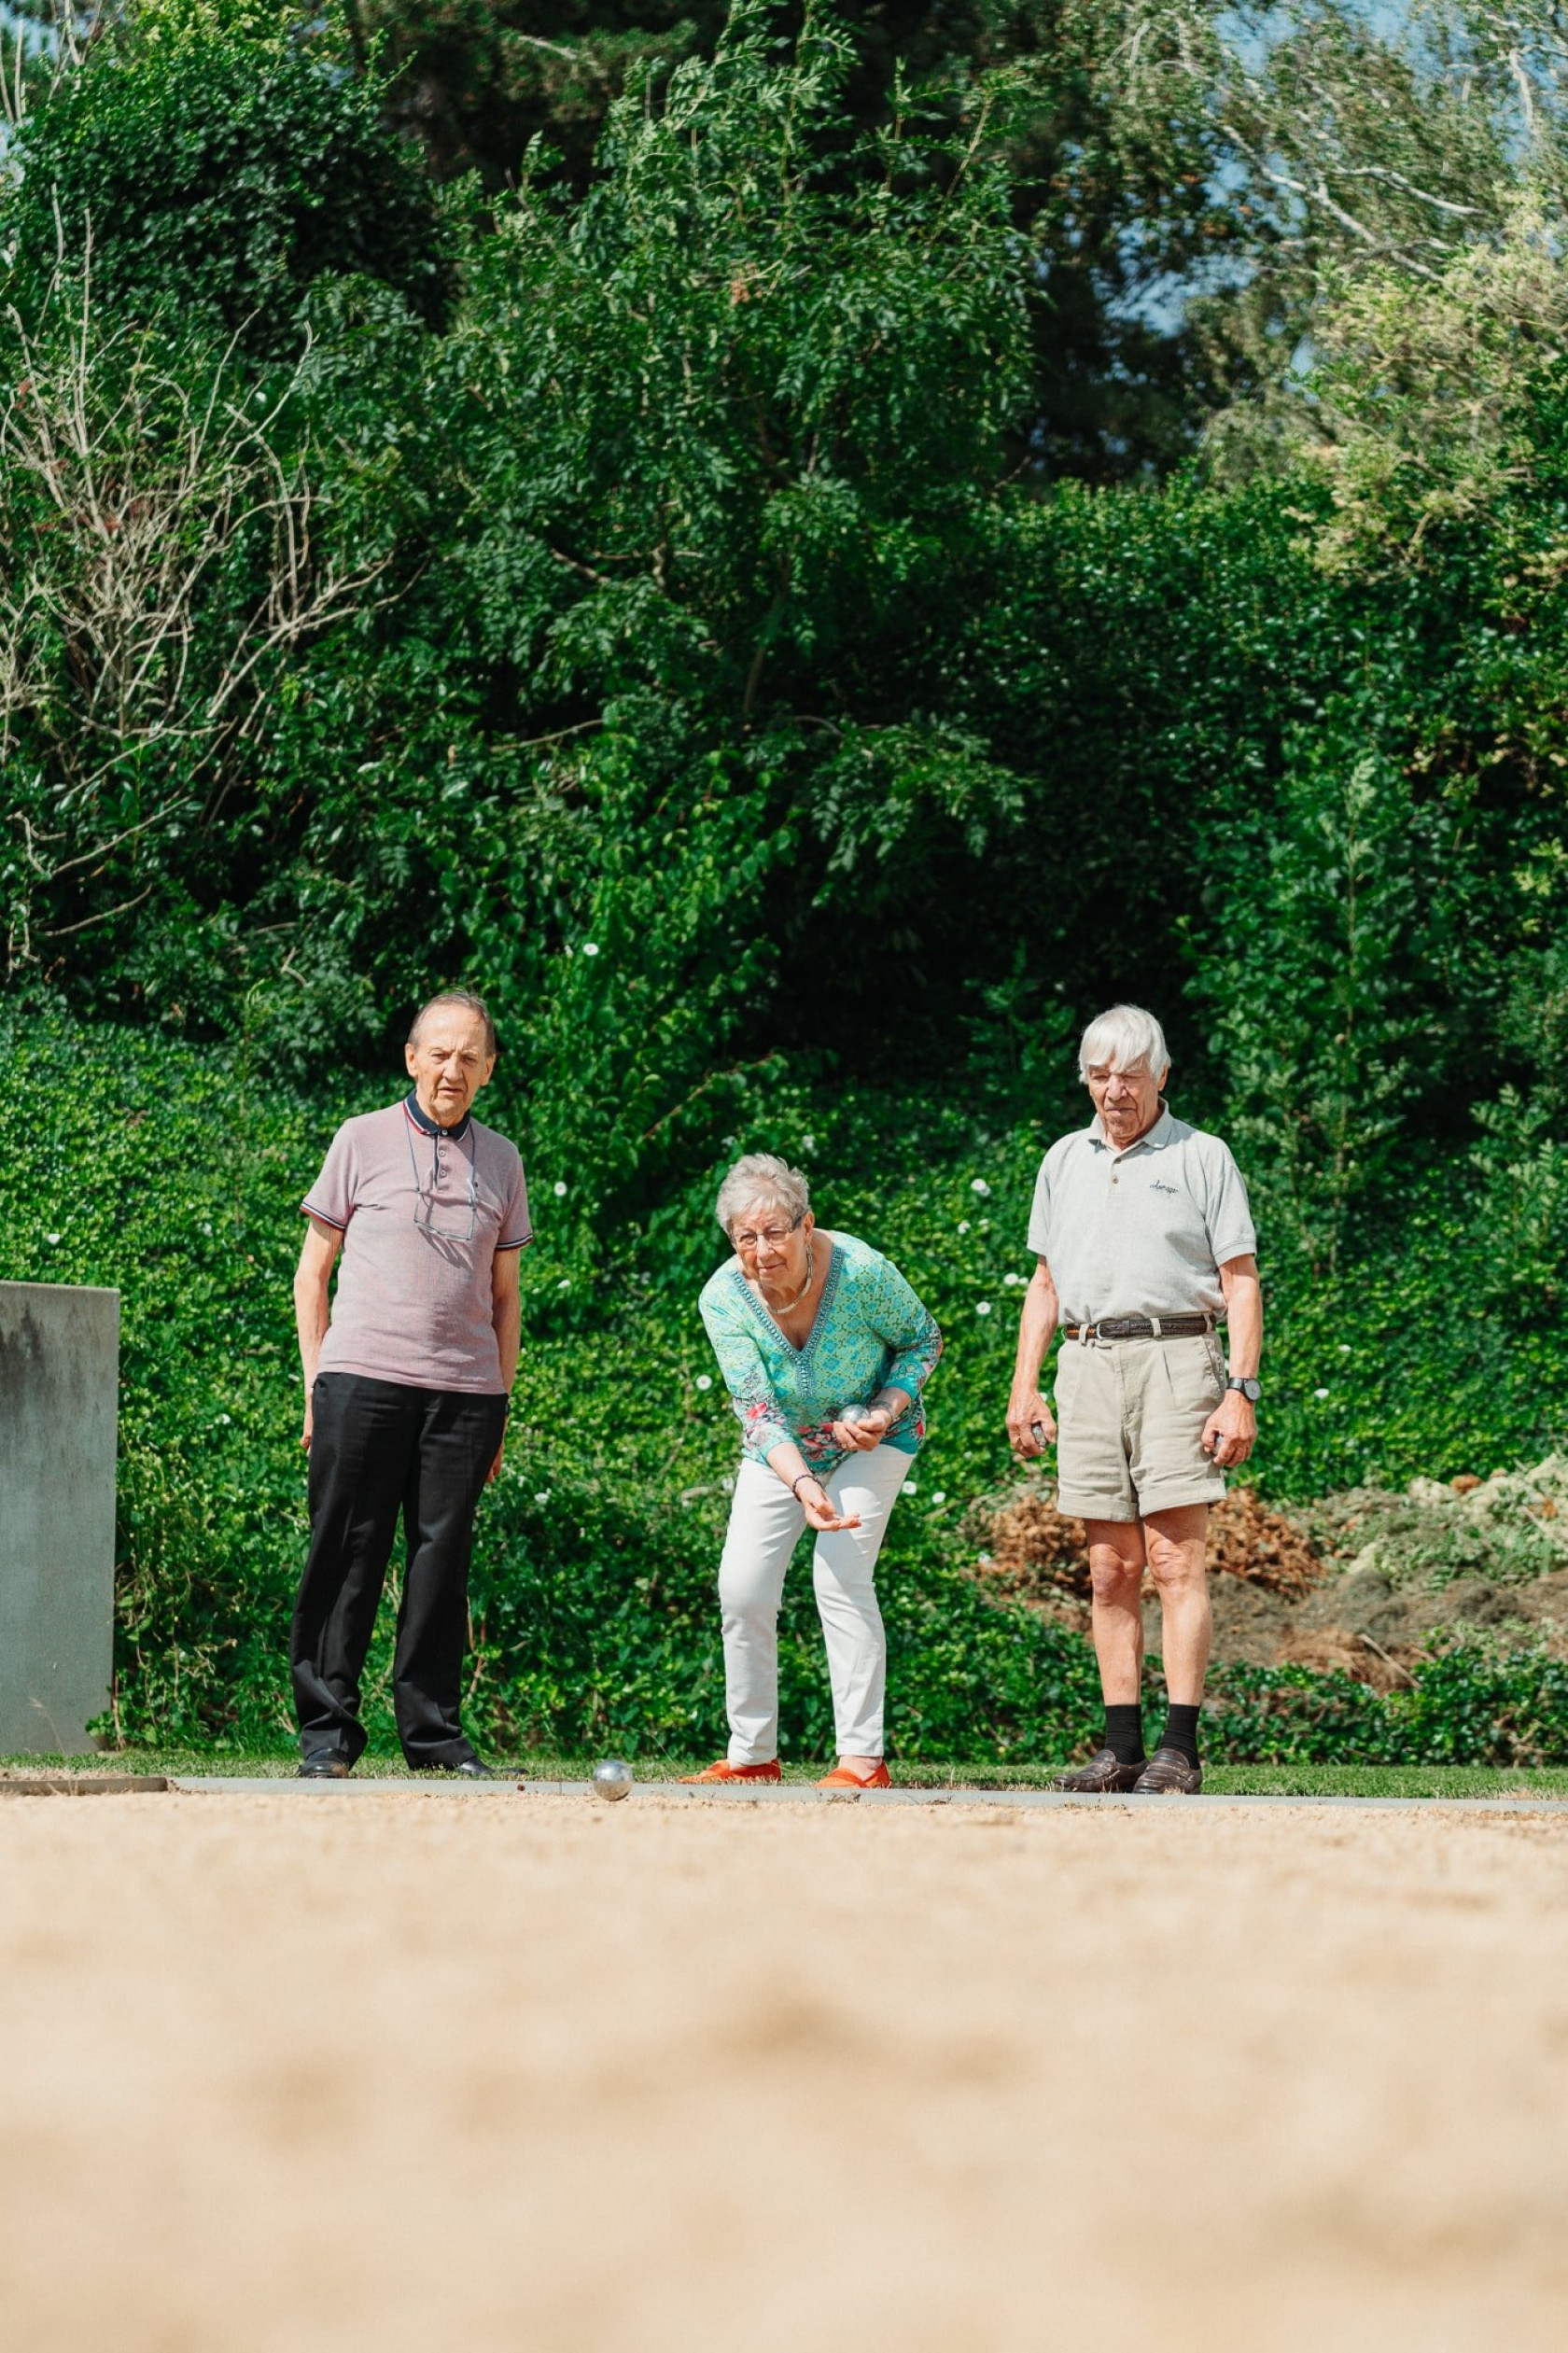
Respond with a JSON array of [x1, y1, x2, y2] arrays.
[[403, 1088, 473, 1143]]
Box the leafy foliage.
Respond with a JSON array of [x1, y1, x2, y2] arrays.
[[6, 0, 447, 348], [3, 2, 1568, 1763]]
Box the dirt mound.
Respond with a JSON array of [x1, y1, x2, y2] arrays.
[[969, 1470, 1568, 1686], [1206, 1484, 1324, 1596], [1305, 1456, 1568, 1589], [975, 1483, 1323, 1632]]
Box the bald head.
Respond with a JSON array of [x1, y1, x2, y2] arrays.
[[408, 989, 497, 1058], [404, 994, 497, 1128]]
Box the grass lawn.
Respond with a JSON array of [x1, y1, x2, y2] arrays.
[[6, 1752, 1568, 1799]]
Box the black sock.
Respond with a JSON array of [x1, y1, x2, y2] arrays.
[[1103, 1703, 1146, 1766], [1159, 1702, 1201, 1767]]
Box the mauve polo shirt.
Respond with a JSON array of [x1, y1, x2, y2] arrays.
[[302, 1094, 532, 1394]]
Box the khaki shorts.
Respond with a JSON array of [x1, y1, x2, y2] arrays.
[[1053, 1331, 1227, 1522]]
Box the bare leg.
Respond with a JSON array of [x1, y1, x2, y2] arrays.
[[1083, 1519, 1147, 1703], [1142, 1504, 1211, 1704]]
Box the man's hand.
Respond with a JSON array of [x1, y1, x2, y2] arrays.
[[1201, 1391, 1256, 1469], [1007, 1391, 1056, 1458], [294, 1219, 340, 1452], [487, 1438, 506, 1485]]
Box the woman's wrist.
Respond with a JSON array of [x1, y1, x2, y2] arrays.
[[791, 1469, 824, 1498]]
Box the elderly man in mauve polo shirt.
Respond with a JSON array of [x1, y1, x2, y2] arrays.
[[1006, 1004, 1263, 1795], [290, 989, 531, 1778]]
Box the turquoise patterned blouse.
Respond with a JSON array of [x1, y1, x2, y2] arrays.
[[698, 1233, 943, 1474]]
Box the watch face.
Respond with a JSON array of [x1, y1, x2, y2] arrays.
[[1231, 1376, 1261, 1401]]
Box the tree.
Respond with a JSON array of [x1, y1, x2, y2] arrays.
[[4, 0, 448, 351]]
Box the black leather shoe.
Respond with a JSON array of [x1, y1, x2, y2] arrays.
[[298, 1756, 352, 1779], [1052, 1747, 1146, 1794], [1132, 1747, 1204, 1794], [412, 1758, 495, 1778]]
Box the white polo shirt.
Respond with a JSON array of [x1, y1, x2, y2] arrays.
[[1026, 1106, 1256, 1325]]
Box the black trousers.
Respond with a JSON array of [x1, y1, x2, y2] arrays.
[[291, 1373, 508, 1767]]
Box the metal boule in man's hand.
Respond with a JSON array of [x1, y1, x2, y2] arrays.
[[1030, 1422, 1047, 1446], [591, 1758, 634, 1801]]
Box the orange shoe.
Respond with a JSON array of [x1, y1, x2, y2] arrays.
[[678, 1758, 782, 1784], [816, 1761, 892, 1790]]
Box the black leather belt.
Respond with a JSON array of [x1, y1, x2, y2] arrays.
[[1061, 1314, 1215, 1341]]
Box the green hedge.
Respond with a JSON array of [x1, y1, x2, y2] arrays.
[[9, 1008, 1568, 1764]]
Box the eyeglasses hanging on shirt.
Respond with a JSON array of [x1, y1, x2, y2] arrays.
[[406, 1121, 480, 1241]]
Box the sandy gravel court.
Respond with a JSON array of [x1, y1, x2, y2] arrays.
[[1, 1788, 1564, 2350]]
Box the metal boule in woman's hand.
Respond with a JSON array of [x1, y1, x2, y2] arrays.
[[836, 1405, 866, 1427]]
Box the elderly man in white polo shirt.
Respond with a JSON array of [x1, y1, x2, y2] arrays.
[[1007, 1004, 1262, 1794]]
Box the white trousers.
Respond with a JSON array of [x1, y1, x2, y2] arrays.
[[718, 1448, 912, 1764]]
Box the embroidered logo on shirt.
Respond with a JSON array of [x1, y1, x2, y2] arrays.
[[1150, 1180, 1180, 1196]]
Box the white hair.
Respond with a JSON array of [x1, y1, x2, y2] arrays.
[[714, 1152, 810, 1237], [1077, 1003, 1169, 1085]]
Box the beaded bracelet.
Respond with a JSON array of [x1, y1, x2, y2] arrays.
[[791, 1471, 821, 1499]]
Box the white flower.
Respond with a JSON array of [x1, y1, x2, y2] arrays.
[[1003, 1271, 1020, 1286], [1338, 1343, 1352, 1354], [957, 1219, 970, 1234], [801, 1134, 816, 1155], [975, 1300, 992, 1316], [533, 1491, 552, 1506], [695, 1374, 713, 1392], [553, 1180, 568, 1198], [970, 1178, 991, 1198], [905, 1478, 918, 1492], [1313, 1386, 1330, 1399], [932, 1490, 947, 1505], [217, 1413, 231, 1425], [46, 1231, 61, 1243], [582, 941, 600, 958], [557, 1278, 570, 1290]]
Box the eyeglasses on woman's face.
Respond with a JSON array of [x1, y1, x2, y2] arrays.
[[732, 1212, 804, 1254]]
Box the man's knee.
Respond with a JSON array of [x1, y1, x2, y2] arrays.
[[1143, 1527, 1208, 1595], [1087, 1550, 1144, 1607]]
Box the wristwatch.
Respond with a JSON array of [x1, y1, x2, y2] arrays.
[[1226, 1375, 1262, 1402]]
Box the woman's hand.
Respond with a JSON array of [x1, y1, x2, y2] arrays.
[[798, 1478, 861, 1533], [831, 1406, 890, 1453]]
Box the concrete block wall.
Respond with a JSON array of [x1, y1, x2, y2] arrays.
[[0, 1282, 119, 1754]]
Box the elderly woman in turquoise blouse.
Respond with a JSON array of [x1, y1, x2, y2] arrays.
[[683, 1152, 942, 1790]]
